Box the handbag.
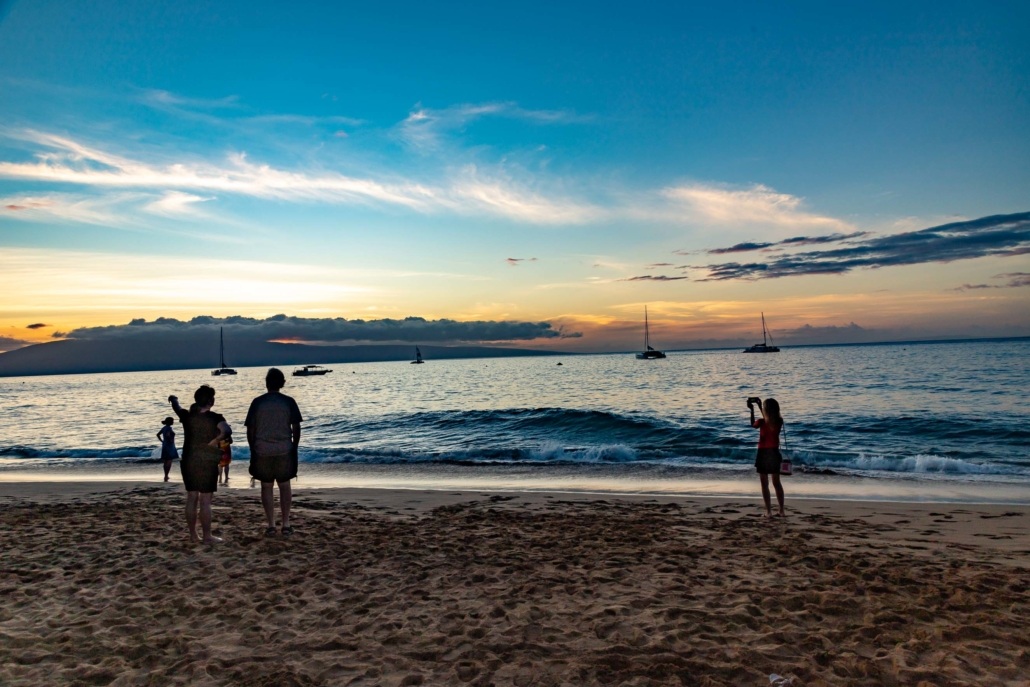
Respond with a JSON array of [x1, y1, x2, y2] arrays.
[[780, 424, 793, 476]]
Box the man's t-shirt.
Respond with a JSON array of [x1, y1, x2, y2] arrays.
[[245, 392, 303, 457]]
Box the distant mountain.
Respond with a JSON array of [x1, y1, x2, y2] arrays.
[[0, 339, 560, 377]]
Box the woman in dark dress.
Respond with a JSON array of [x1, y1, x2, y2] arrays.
[[169, 385, 231, 544], [749, 397, 785, 518]]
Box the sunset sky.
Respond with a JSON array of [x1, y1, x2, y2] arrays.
[[1, 0, 1027, 353]]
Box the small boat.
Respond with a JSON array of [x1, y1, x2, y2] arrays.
[[635, 306, 666, 359], [743, 313, 780, 353], [211, 327, 237, 375], [292, 364, 332, 376], [410, 346, 424, 364]]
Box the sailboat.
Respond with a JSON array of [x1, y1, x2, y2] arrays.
[[743, 313, 780, 353], [635, 306, 666, 359], [210, 327, 238, 375], [411, 346, 425, 364]]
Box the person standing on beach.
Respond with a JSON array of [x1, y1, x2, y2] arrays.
[[749, 397, 785, 518], [218, 438, 232, 484], [245, 368, 302, 537], [169, 385, 232, 544], [156, 416, 179, 482]]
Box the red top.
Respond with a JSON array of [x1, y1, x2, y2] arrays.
[[753, 418, 781, 449]]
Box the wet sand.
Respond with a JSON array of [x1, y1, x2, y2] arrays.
[[0, 482, 1027, 686]]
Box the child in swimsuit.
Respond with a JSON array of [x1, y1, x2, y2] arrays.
[[218, 437, 232, 484]]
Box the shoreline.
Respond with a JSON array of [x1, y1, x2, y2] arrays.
[[2, 459, 1029, 505], [1, 482, 1027, 685]]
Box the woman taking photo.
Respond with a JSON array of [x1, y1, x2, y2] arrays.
[[749, 397, 785, 518]]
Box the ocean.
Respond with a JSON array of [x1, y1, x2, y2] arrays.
[[1, 339, 1028, 501]]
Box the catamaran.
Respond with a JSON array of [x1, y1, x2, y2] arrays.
[[635, 306, 667, 359], [210, 327, 237, 375], [743, 313, 780, 353], [411, 346, 425, 364]]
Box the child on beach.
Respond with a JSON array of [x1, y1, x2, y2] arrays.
[[749, 397, 785, 518], [156, 417, 178, 482], [218, 438, 232, 484]]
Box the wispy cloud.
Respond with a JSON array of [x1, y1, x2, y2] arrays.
[[0, 129, 604, 224], [696, 212, 1030, 281], [659, 183, 850, 232], [1, 115, 866, 232], [398, 101, 589, 152], [449, 168, 602, 224], [506, 257, 538, 266], [138, 89, 242, 110], [953, 271, 1030, 291], [1, 192, 132, 225], [134, 88, 365, 137], [0, 131, 434, 207], [618, 275, 689, 282], [26, 323, 49, 329], [144, 191, 215, 217], [244, 113, 365, 127]]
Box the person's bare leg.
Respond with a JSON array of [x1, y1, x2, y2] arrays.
[[759, 474, 772, 517], [279, 480, 292, 531], [261, 482, 276, 529], [224, 465, 229, 482], [164, 460, 172, 482], [199, 492, 220, 543], [771, 474, 785, 516], [186, 491, 199, 542]]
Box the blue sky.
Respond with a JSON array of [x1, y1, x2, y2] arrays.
[[0, 0, 1027, 352]]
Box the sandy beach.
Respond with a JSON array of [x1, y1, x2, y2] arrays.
[[1, 482, 1028, 686]]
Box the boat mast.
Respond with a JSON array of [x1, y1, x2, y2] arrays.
[[644, 306, 650, 350], [219, 327, 226, 368]]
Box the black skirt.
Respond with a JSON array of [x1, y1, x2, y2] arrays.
[[181, 455, 219, 493], [755, 447, 783, 474]]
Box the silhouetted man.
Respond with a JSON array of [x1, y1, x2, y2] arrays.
[[245, 368, 302, 536]]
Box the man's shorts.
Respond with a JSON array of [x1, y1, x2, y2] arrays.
[[249, 453, 294, 483]]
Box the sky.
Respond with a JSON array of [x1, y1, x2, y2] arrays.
[[0, 0, 1028, 354]]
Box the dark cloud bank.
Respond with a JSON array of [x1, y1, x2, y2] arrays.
[[619, 275, 688, 282], [61, 315, 575, 345], [699, 212, 1030, 280], [0, 337, 30, 353], [0, 316, 577, 377]]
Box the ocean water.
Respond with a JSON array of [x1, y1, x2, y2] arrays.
[[1, 340, 1028, 493]]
